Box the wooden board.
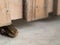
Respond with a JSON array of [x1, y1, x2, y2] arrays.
[[57, 0, 60, 15], [47, 0, 53, 13], [24, 0, 33, 21], [8, 0, 22, 20], [0, 0, 11, 27], [35, 0, 48, 20], [24, 0, 48, 22]]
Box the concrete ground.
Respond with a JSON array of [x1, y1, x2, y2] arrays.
[[0, 16, 60, 45]]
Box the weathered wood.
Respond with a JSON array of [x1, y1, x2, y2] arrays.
[[24, 0, 49, 22], [35, 0, 48, 20], [47, 0, 53, 13], [52, 0, 58, 15], [24, 0, 33, 21], [8, 0, 22, 20], [0, 0, 11, 27]]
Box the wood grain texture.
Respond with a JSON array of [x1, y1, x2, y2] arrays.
[[8, 0, 22, 20], [47, 0, 53, 13], [25, 0, 33, 21], [32, 0, 36, 21], [0, 0, 11, 27], [26, 0, 36, 21], [35, 0, 48, 20], [25, 0, 48, 22]]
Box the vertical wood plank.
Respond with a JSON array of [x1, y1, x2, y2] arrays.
[[32, 0, 36, 21], [0, 0, 11, 27], [25, 0, 33, 21], [35, 0, 48, 20], [8, 0, 22, 20], [47, 0, 53, 13], [25, 0, 48, 21], [57, 0, 60, 15]]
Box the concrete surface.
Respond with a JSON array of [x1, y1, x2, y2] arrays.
[[0, 16, 60, 45]]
